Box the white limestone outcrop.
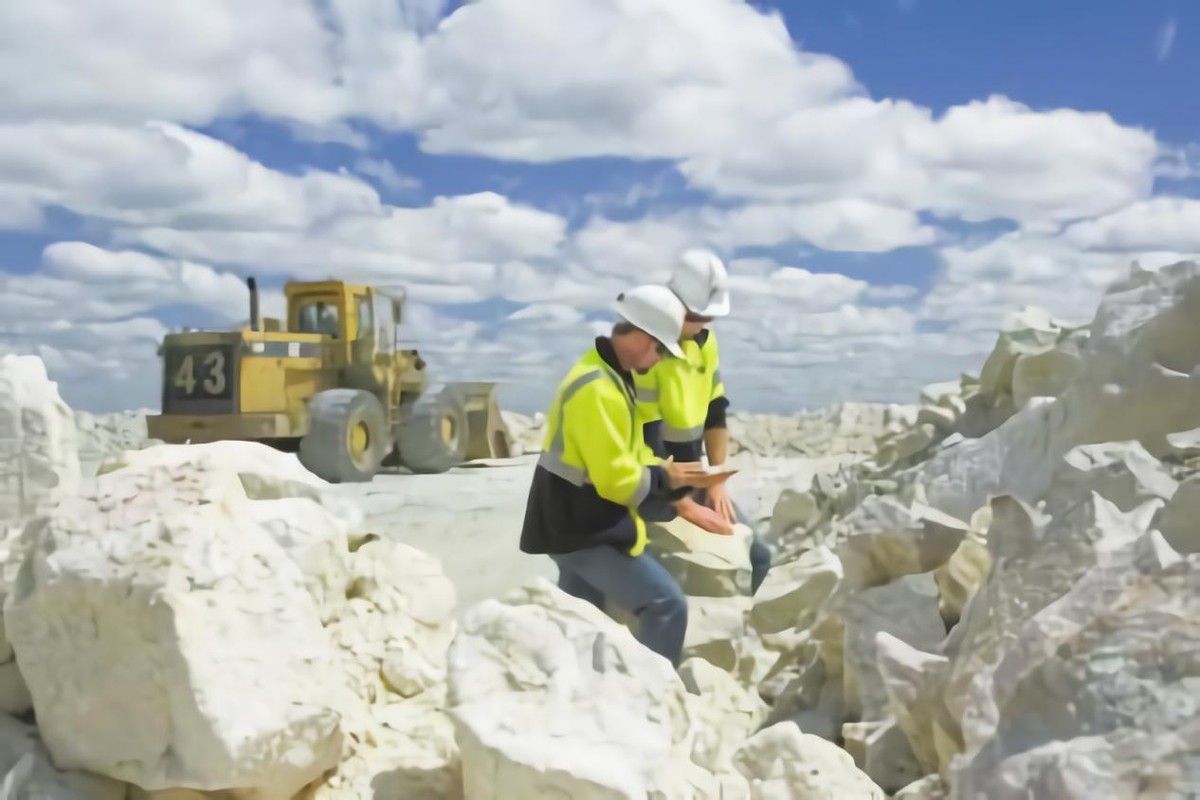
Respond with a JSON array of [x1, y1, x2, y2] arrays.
[[445, 579, 708, 798], [4, 453, 346, 797], [0, 355, 80, 524]]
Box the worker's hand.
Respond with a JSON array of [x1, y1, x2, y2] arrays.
[[704, 482, 737, 526], [661, 457, 737, 490], [661, 456, 704, 489], [675, 496, 734, 535]]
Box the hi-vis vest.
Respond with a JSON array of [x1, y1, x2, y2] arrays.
[[634, 329, 725, 461], [519, 343, 663, 558]]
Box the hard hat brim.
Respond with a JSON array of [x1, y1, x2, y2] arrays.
[[611, 300, 685, 359], [691, 290, 730, 318], [660, 338, 685, 359]]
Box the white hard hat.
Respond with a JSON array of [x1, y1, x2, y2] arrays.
[[612, 284, 686, 358], [668, 248, 731, 318]]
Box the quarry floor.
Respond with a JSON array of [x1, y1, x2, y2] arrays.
[[331, 451, 833, 612]]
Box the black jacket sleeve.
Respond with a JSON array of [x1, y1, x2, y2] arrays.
[[704, 396, 730, 430]]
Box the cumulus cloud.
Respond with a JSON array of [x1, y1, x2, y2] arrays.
[[0, 0, 1195, 415], [1062, 197, 1200, 253]]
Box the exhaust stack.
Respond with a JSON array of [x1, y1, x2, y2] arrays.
[[247, 276, 261, 331]]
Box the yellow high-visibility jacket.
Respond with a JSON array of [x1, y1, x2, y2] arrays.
[[520, 337, 687, 557], [634, 328, 728, 462]]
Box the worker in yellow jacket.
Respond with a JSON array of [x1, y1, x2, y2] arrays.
[[520, 283, 733, 666], [635, 249, 773, 594]]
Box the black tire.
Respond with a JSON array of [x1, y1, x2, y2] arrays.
[[298, 389, 388, 483], [395, 385, 469, 474]]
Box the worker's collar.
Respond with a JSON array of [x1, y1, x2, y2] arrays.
[[594, 336, 633, 385], [692, 328, 711, 346]]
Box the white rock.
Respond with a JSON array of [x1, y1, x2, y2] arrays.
[[0, 714, 126, 799], [914, 261, 1200, 521], [678, 657, 767, 777], [750, 546, 842, 636], [445, 579, 702, 799], [327, 537, 457, 702], [894, 774, 947, 799], [874, 633, 957, 777], [841, 574, 946, 723], [301, 541, 462, 800], [841, 718, 925, 794], [247, 497, 354, 623], [950, 534, 1198, 799], [1040, 440, 1178, 518], [1158, 474, 1200, 554], [731, 721, 885, 799], [940, 493, 1160, 741], [646, 517, 754, 597], [0, 355, 80, 524], [931, 506, 992, 627], [4, 453, 344, 797], [834, 496, 968, 590], [99, 441, 334, 504], [679, 595, 752, 673], [75, 409, 151, 476]]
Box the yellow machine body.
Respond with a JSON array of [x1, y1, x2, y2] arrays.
[[146, 279, 511, 479]]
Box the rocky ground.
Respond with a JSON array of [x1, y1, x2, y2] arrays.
[[0, 258, 1198, 798]]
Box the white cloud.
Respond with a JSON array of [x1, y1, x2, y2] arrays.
[[0, 1, 345, 126], [922, 227, 1200, 335], [119, 191, 568, 287], [353, 158, 422, 195], [729, 267, 869, 313], [1, 0, 1196, 418], [716, 199, 937, 252], [681, 96, 1157, 223], [0, 0, 1164, 231], [0, 121, 383, 230], [1062, 197, 1200, 253]]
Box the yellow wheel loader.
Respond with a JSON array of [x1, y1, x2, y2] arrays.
[[145, 277, 512, 482]]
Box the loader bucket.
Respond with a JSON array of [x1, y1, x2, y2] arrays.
[[448, 381, 513, 460]]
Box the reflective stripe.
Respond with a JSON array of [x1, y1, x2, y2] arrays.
[[661, 422, 704, 443], [630, 468, 652, 506], [547, 370, 605, 453], [537, 449, 587, 485], [245, 341, 322, 358], [636, 386, 658, 403], [541, 366, 649, 499]]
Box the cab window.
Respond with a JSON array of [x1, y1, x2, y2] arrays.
[[296, 301, 341, 338]]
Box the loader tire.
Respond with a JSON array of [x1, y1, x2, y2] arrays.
[[298, 389, 388, 483], [395, 384, 468, 474]]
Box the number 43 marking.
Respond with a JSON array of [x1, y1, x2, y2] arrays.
[[173, 351, 227, 394]]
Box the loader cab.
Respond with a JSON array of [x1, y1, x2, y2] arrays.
[[285, 281, 404, 354]]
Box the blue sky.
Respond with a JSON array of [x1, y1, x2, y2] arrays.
[[0, 0, 1197, 415]]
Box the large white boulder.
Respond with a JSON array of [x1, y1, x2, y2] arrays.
[[0, 355, 80, 524], [446, 579, 728, 799], [940, 493, 1158, 740], [950, 533, 1198, 798], [4, 448, 345, 797]]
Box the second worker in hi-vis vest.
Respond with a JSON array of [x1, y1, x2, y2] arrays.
[[634, 249, 773, 595], [519, 283, 735, 667]]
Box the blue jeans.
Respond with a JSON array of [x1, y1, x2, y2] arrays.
[[642, 490, 773, 595], [550, 546, 688, 667]]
